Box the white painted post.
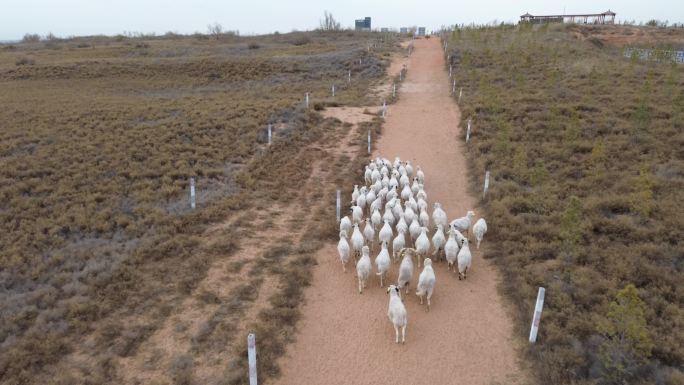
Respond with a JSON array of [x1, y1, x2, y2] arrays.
[[367, 129, 371, 154], [332, 84, 335, 97], [399, 69, 402, 81], [483, 171, 490, 199], [382, 100, 387, 118], [359, 59, 362, 65], [336, 190, 341, 223], [393, 83, 396, 98], [305, 92, 309, 108], [190, 177, 196, 209], [452, 79, 456, 95], [267, 124, 272, 145], [247, 333, 257, 385], [348, 70, 351, 84], [458, 87, 462, 104], [449, 65, 452, 78], [529, 287, 546, 343], [466, 120, 471, 143]]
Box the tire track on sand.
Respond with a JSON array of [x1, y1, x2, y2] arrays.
[[273, 38, 529, 385]]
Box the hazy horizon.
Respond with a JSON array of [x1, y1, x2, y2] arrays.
[[2, 0, 683, 41]]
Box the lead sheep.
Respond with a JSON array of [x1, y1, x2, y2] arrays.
[[386, 285, 407, 344]]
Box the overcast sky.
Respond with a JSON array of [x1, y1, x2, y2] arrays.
[[2, 0, 682, 40]]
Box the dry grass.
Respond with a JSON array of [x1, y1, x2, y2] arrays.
[[447, 23, 683, 385], [0, 31, 400, 384]]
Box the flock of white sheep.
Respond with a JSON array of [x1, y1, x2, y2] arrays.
[[336, 156, 488, 344]]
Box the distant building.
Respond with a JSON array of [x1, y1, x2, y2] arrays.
[[520, 10, 616, 24], [380, 27, 389, 33], [355, 17, 372, 31], [400, 27, 408, 34], [417, 27, 426, 36]]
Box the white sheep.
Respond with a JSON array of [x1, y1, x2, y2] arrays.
[[371, 168, 381, 183], [457, 238, 472, 280], [432, 202, 447, 228], [404, 205, 416, 226], [409, 219, 422, 244], [418, 208, 430, 228], [364, 166, 372, 185], [411, 178, 420, 196], [392, 228, 406, 262], [350, 204, 363, 224], [382, 201, 395, 227], [386, 285, 407, 344], [356, 187, 367, 212], [416, 166, 425, 184], [450, 210, 475, 235], [339, 215, 351, 237], [379, 220, 393, 247], [405, 161, 413, 178], [399, 173, 410, 188], [400, 184, 412, 201], [431, 224, 446, 261], [375, 241, 391, 287], [416, 184, 427, 202], [416, 257, 436, 311], [391, 198, 404, 220], [352, 185, 360, 203], [415, 226, 430, 267], [417, 196, 428, 214], [444, 228, 460, 272], [356, 245, 372, 294], [363, 218, 375, 251], [371, 208, 382, 230], [406, 195, 418, 212], [396, 213, 408, 235], [365, 189, 377, 214], [351, 223, 365, 260], [397, 248, 415, 294], [473, 218, 488, 249], [337, 230, 351, 272]]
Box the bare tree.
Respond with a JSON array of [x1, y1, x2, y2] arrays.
[[319, 11, 341, 31], [207, 22, 223, 40]]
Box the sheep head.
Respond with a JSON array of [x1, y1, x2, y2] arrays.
[[386, 284, 400, 294]]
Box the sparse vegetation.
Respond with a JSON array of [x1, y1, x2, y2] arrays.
[[22, 33, 40, 43], [448, 23, 683, 384], [319, 11, 342, 32], [0, 31, 398, 383]]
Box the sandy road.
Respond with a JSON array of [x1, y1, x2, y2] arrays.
[[272, 38, 527, 385]]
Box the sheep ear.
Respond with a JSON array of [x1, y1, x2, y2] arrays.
[[395, 287, 400, 293]]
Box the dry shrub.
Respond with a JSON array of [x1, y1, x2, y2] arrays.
[[450, 24, 684, 384]]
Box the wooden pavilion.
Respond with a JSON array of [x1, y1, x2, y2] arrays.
[[520, 10, 616, 24]]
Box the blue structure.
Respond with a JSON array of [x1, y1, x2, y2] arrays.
[[355, 17, 371, 31]]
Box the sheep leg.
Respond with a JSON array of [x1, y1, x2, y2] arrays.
[[427, 290, 432, 312], [358, 278, 363, 294], [401, 325, 406, 344], [394, 324, 400, 344]]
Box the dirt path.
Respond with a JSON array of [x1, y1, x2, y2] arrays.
[[272, 38, 528, 385]]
